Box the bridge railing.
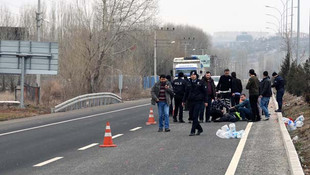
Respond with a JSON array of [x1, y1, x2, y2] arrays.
[[51, 92, 122, 113]]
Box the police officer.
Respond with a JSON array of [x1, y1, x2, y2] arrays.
[[183, 70, 208, 136], [172, 72, 187, 123]]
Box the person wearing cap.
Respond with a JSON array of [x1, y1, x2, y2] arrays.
[[271, 72, 285, 112], [231, 72, 243, 106], [172, 72, 187, 123], [246, 69, 261, 121], [216, 69, 232, 107], [151, 74, 174, 132], [259, 71, 272, 120], [182, 70, 208, 136]]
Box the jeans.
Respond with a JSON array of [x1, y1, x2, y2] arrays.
[[190, 101, 203, 134], [173, 96, 183, 121], [157, 101, 169, 129], [276, 89, 284, 110], [238, 107, 252, 120], [260, 97, 270, 118]]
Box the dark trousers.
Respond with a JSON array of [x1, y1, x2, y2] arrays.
[[199, 102, 205, 121], [221, 92, 231, 107], [249, 95, 260, 121], [210, 109, 223, 121], [190, 102, 203, 134], [188, 101, 193, 121], [169, 96, 173, 116], [231, 95, 240, 106], [204, 97, 213, 122], [276, 89, 284, 110], [173, 96, 183, 121], [238, 107, 252, 120]]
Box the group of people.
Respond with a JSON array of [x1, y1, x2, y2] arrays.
[[151, 68, 285, 136]]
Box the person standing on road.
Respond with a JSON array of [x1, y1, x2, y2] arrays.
[[151, 75, 174, 132], [201, 71, 216, 122], [182, 71, 208, 136], [271, 72, 285, 112], [231, 72, 243, 106], [172, 72, 187, 123], [259, 71, 272, 120], [217, 69, 232, 107], [246, 69, 261, 121], [231, 94, 252, 121]]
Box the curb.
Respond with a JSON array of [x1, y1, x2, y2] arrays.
[[272, 93, 304, 175]]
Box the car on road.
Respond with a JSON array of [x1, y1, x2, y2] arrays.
[[211, 76, 220, 86]]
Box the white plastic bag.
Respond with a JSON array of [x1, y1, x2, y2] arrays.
[[295, 115, 304, 122], [295, 121, 304, 128]]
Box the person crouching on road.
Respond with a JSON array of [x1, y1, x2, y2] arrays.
[[182, 71, 208, 136], [151, 75, 174, 132], [210, 93, 230, 121], [231, 94, 252, 121]]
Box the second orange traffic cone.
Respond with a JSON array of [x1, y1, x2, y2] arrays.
[[99, 122, 117, 147], [146, 107, 157, 125]]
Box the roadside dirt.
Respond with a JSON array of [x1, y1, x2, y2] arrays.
[[0, 105, 50, 121], [282, 93, 310, 174]]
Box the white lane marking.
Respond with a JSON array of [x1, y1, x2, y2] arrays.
[[0, 103, 150, 137], [112, 134, 123, 139], [78, 143, 99, 151], [33, 157, 63, 167], [225, 122, 253, 175], [130, 127, 142, 132]]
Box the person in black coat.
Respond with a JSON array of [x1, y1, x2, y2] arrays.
[[231, 72, 243, 106], [183, 70, 208, 136], [217, 69, 232, 107], [271, 72, 285, 112], [201, 71, 216, 122], [172, 72, 187, 123], [259, 71, 272, 120]]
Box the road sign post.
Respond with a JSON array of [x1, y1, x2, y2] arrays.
[[119, 74, 123, 98]]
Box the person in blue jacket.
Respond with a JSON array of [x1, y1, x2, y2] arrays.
[[231, 94, 252, 121], [271, 72, 285, 112]]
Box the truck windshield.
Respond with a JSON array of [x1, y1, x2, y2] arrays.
[[176, 69, 196, 76]]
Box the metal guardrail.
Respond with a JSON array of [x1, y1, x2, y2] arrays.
[[51, 92, 122, 113]]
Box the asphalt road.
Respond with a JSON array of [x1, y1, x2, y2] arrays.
[[0, 97, 289, 175]]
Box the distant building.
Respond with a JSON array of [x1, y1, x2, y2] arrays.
[[236, 32, 253, 42]]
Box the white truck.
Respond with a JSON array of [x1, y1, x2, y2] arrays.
[[173, 57, 203, 78]]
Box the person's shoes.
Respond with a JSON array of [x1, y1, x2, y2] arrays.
[[179, 120, 185, 123], [196, 130, 203, 135], [275, 109, 282, 112], [264, 118, 269, 121], [173, 119, 178, 122], [158, 128, 163, 132], [165, 128, 170, 132], [189, 133, 195, 136], [188, 120, 192, 123], [199, 120, 203, 123], [205, 120, 211, 123]]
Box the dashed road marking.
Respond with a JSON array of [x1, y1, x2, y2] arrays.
[[130, 127, 142, 131], [225, 122, 253, 175], [33, 157, 63, 167], [0, 103, 150, 137], [112, 134, 123, 139], [78, 143, 99, 151]]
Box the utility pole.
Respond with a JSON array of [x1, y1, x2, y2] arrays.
[[291, 0, 294, 58], [36, 0, 41, 89], [296, 0, 300, 65], [154, 30, 157, 82]]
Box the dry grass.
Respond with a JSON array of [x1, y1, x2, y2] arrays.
[[0, 91, 15, 101], [282, 93, 310, 174], [0, 105, 50, 121]]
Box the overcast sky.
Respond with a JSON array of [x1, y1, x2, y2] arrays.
[[2, 0, 310, 35]]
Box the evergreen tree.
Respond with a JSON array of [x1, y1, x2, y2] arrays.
[[279, 52, 290, 82]]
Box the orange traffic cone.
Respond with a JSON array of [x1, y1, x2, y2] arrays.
[[146, 107, 157, 125], [99, 122, 117, 147]]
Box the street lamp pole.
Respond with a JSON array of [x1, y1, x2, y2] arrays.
[[154, 30, 157, 82], [296, 0, 300, 65]]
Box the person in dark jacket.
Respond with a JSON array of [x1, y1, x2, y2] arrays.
[[201, 71, 216, 122], [271, 72, 285, 112], [246, 69, 261, 121], [182, 70, 208, 136], [151, 75, 174, 132], [231, 72, 243, 106], [172, 72, 187, 123], [260, 71, 272, 120], [231, 94, 252, 120], [210, 93, 230, 121], [217, 69, 232, 107]]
